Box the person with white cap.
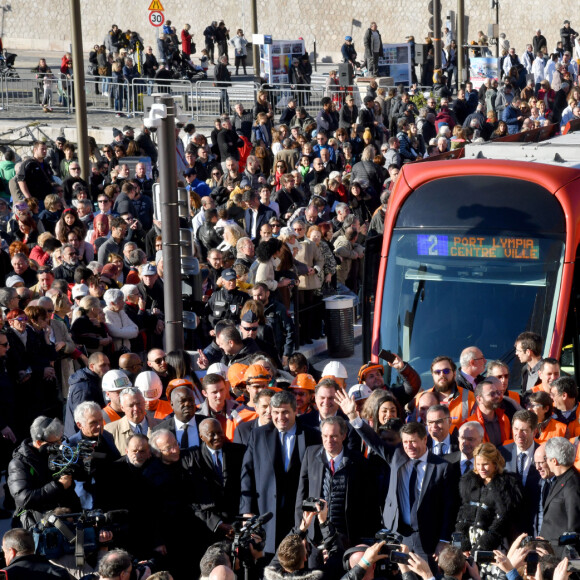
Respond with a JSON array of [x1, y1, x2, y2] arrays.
[[321, 361, 348, 390], [135, 371, 172, 420], [347, 383, 373, 413], [101, 368, 132, 426]]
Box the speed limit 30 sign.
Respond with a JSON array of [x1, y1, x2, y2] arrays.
[[149, 11, 164, 27]]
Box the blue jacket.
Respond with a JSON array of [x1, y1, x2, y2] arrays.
[[397, 131, 418, 160], [64, 368, 105, 438], [502, 104, 521, 134], [186, 178, 211, 198]]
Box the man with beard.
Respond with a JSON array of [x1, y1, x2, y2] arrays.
[[466, 377, 512, 446], [52, 244, 80, 284], [409, 357, 475, 430]]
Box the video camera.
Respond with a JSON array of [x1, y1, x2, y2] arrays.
[[361, 529, 404, 574], [33, 509, 128, 568], [46, 440, 96, 477], [231, 512, 271, 571]]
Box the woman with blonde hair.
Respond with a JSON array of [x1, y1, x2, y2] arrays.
[[454, 442, 523, 552]]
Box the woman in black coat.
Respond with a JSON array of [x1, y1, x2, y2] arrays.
[[455, 442, 523, 552]]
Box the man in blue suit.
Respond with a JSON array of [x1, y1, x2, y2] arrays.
[[336, 390, 457, 568], [243, 189, 275, 242], [239, 390, 320, 558]]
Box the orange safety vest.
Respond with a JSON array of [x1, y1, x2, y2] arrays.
[[536, 417, 567, 443], [415, 386, 475, 429], [506, 390, 521, 405], [466, 407, 512, 444], [102, 405, 122, 424], [571, 436, 580, 471], [148, 399, 173, 420], [225, 407, 258, 441], [565, 406, 580, 438]]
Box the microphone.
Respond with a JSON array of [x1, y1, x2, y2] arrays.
[[256, 512, 273, 525]]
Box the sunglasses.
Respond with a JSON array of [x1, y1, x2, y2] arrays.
[[12, 316, 28, 322], [242, 326, 259, 332], [432, 368, 452, 375], [98, 199, 111, 203], [153, 357, 166, 364]]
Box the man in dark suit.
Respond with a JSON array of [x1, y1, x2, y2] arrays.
[[240, 390, 321, 557], [499, 409, 541, 536], [233, 388, 274, 446], [336, 390, 457, 567], [243, 189, 275, 242], [195, 418, 245, 524], [426, 404, 459, 456], [152, 384, 207, 449], [298, 378, 360, 452], [295, 416, 379, 555], [540, 437, 580, 555], [444, 420, 484, 477]]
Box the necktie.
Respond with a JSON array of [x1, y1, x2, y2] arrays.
[[181, 425, 189, 449], [440, 442, 447, 455], [462, 459, 472, 475], [330, 458, 335, 475], [542, 479, 551, 506], [281, 432, 289, 471], [409, 459, 421, 508], [518, 452, 526, 475], [134, 423, 142, 435], [215, 451, 223, 481]]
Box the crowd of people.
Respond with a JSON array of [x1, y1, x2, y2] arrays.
[[1, 13, 580, 580]]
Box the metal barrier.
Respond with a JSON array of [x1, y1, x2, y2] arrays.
[[131, 77, 194, 115], [192, 80, 258, 120], [0, 72, 72, 113], [83, 78, 131, 115]]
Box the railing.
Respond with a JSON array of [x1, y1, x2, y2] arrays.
[[192, 80, 258, 120], [0, 72, 73, 113]]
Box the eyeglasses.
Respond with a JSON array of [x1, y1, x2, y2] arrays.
[[242, 326, 259, 332], [153, 357, 165, 364], [70, 166, 81, 170], [0, 342, 8, 347], [271, 224, 281, 228], [12, 316, 28, 322], [427, 418, 449, 426], [294, 227, 304, 232], [98, 199, 111, 204], [432, 368, 452, 375]]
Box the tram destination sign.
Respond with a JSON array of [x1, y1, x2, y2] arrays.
[[417, 234, 540, 260]]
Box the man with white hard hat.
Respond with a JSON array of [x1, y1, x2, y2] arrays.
[[135, 371, 173, 420], [322, 361, 348, 389], [348, 384, 373, 413], [101, 369, 133, 426]]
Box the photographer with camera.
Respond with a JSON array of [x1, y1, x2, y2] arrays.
[[8, 416, 81, 529], [397, 545, 481, 580], [341, 540, 389, 580], [266, 498, 343, 580]]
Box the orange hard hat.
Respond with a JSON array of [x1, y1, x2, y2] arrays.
[[228, 363, 249, 388], [290, 373, 317, 391], [166, 378, 193, 401], [358, 362, 384, 383], [244, 364, 272, 385]]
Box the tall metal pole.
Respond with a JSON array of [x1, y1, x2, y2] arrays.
[[457, 0, 465, 85], [250, 0, 259, 78], [69, 0, 89, 184], [156, 94, 184, 352], [433, 0, 442, 70], [495, 1, 500, 58]]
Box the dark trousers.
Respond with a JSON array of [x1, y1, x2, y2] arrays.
[[206, 42, 215, 64]]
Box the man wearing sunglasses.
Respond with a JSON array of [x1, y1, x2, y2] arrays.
[[413, 356, 476, 430]]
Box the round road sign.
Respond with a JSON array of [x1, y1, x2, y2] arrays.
[[149, 11, 164, 27]]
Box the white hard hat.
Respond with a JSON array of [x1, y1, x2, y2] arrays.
[[207, 362, 229, 379], [101, 369, 132, 392], [134, 371, 163, 401], [322, 361, 348, 379], [348, 383, 373, 402]]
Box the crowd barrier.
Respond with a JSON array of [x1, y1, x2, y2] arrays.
[[0, 72, 73, 113]]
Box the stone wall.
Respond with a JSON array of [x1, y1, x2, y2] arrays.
[[2, 0, 575, 64]]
